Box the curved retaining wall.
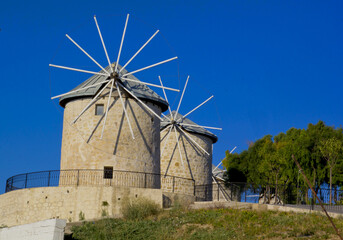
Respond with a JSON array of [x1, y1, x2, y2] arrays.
[[0, 186, 162, 227]]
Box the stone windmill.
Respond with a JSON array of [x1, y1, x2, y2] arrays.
[[159, 76, 221, 200], [50, 14, 179, 187], [212, 146, 236, 201]]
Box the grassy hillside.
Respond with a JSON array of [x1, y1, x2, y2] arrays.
[[70, 207, 343, 239]]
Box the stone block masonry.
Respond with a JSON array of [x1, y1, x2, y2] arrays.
[[0, 186, 162, 227], [61, 96, 162, 179], [161, 129, 213, 199]]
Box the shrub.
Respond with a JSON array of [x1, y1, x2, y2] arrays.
[[79, 211, 85, 221], [101, 209, 108, 217], [121, 197, 160, 220]]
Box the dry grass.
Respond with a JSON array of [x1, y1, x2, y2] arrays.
[[71, 207, 343, 240], [121, 197, 161, 221]]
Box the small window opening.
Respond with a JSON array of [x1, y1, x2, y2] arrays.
[[95, 104, 104, 115], [104, 166, 113, 179]]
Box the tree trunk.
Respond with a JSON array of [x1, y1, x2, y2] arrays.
[[313, 168, 316, 189], [268, 185, 271, 203], [275, 170, 279, 204], [330, 167, 332, 205]]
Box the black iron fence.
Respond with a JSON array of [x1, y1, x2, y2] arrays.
[[292, 186, 343, 213], [194, 182, 249, 202], [195, 181, 343, 212], [7, 170, 342, 212], [194, 184, 213, 201], [234, 182, 343, 212], [5, 169, 195, 195], [223, 182, 293, 204]]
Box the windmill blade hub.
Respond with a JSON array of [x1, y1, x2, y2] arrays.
[[110, 71, 119, 80]]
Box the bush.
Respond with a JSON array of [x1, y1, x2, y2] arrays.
[[121, 197, 160, 220], [101, 209, 108, 217], [79, 211, 85, 221]]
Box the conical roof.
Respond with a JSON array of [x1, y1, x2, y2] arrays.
[[59, 64, 168, 112], [160, 111, 218, 143]]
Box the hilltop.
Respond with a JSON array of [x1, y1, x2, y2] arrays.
[[68, 207, 343, 240]]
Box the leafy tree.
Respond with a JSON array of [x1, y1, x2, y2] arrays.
[[223, 151, 247, 183], [222, 120, 343, 204], [318, 137, 343, 204]]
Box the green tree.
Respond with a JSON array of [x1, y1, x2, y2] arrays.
[[223, 120, 343, 205], [319, 137, 343, 204]]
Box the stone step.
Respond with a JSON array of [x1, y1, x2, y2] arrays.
[[189, 201, 252, 210]]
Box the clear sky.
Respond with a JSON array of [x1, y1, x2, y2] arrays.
[[0, 1, 342, 194]]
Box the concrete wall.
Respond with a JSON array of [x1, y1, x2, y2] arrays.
[[0, 219, 66, 240], [161, 129, 213, 199], [251, 203, 343, 218], [0, 186, 162, 227], [190, 201, 343, 219], [162, 192, 195, 208], [61, 93, 161, 184]]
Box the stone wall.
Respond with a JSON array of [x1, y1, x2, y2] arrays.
[[161, 175, 195, 195], [0, 186, 162, 227], [60, 93, 162, 187], [162, 192, 195, 208], [0, 219, 66, 240], [160, 129, 213, 199]]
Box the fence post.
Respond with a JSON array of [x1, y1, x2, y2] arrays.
[[230, 183, 233, 201], [77, 170, 80, 186], [296, 184, 299, 205], [244, 185, 247, 202], [144, 173, 147, 188], [218, 183, 220, 201], [6, 178, 12, 192], [47, 171, 51, 187], [25, 173, 28, 188], [172, 176, 175, 193], [5, 179, 9, 192]]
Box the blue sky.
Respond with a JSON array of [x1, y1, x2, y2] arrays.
[[0, 1, 342, 193]]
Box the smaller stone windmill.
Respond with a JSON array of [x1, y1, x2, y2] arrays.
[[159, 76, 221, 200], [212, 146, 236, 201], [212, 146, 236, 181]]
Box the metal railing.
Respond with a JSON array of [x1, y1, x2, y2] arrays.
[[293, 186, 343, 213], [195, 182, 241, 202], [5, 169, 195, 195], [195, 182, 343, 212], [194, 184, 213, 201], [225, 182, 292, 204]]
